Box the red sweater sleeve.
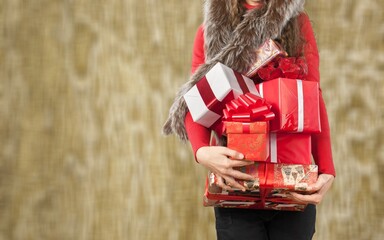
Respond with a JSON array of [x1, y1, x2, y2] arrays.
[[185, 25, 211, 159], [300, 13, 336, 176], [191, 25, 206, 74]]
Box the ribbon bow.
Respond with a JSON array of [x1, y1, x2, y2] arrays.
[[223, 93, 275, 122], [257, 57, 308, 82]]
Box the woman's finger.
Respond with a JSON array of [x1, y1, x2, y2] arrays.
[[227, 169, 255, 181], [216, 176, 232, 191], [218, 147, 244, 160], [228, 159, 255, 168], [307, 174, 334, 192], [289, 192, 322, 205], [223, 176, 246, 192]]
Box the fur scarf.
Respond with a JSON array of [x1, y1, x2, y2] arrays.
[[163, 0, 305, 141]]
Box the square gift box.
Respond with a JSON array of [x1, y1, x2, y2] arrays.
[[225, 121, 269, 161], [183, 62, 259, 129], [257, 78, 321, 133]]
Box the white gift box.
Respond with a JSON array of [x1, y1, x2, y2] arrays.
[[184, 62, 259, 128]]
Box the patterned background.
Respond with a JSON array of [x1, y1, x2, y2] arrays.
[[0, 0, 383, 239]]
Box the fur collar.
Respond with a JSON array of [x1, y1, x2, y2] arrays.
[[163, 0, 305, 141]]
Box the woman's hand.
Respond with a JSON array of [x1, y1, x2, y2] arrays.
[[196, 146, 254, 191], [288, 173, 335, 205]]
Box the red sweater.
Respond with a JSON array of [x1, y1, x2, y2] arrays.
[[185, 10, 336, 176]]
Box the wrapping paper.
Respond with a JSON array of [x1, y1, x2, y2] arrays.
[[203, 197, 309, 211], [257, 78, 321, 133], [267, 133, 312, 164], [226, 122, 269, 161], [204, 163, 318, 211], [244, 39, 287, 78], [184, 62, 259, 130]]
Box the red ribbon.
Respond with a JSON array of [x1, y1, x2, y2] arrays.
[[223, 93, 275, 122], [257, 57, 308, 82], [196, 76, 226, 115], [242, 123, 251, 134], [195, 75, 235, 136], [234, 71, 251, 94]]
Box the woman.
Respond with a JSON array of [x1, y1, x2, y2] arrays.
[[163, 0, 335, 239]]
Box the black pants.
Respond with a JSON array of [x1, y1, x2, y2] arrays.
[[215, 205, 316, 240]]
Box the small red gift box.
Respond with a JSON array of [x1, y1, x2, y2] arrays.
[[225, 122, 269, 161], [244, 39, 287, 78], [257, 78, 321, 133], [223, 93, 275, 161], [203, 163, 318, 211], [183, 62, 259, 131]]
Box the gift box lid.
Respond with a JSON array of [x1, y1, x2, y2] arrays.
[[225, 121, 269, 134]]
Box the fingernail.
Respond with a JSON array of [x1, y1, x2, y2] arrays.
[[239, 154, 244, 159]]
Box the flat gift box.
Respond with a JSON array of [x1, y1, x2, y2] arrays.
[[244, 39, 287, 78], [203, 198, 308, 212], [225, 121, 269, 161], [203, 163, 318, 211], [184, 62, 259, 130], [257, 78, 321, 133]]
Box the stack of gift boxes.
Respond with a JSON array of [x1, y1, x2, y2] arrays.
[[184, 40, 320, 211]]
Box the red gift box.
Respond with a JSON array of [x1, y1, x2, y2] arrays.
[[204, 191, 309, 211], [225, 122, 269, 161], [267, 133, 312, 164], [244, 39, 287, 78], [222, 93, 275, 161], [257, 78, 321, 133], [203, 163, 318, 211], [183, 62, 260, 132]]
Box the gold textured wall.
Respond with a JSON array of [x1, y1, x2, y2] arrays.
[[0, 0, 383, 239]]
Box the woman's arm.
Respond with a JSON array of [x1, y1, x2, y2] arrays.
[[300, 13, 336, 176], [184, 25, 254, 191], [185, 25, 211, 157], [289, 13, 335, 204]]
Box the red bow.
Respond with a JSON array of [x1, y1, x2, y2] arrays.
[[257, 57, 308, 81], [223, 93, 275, 122]]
